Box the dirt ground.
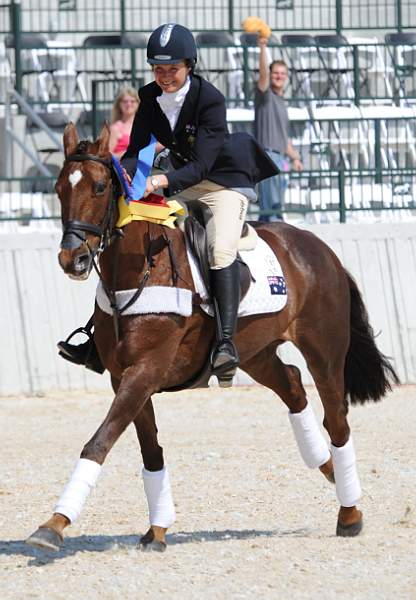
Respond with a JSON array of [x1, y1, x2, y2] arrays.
[[0, 384, 415, 600]]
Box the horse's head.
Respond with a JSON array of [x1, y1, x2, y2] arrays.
[[56, 122, 116, 280]]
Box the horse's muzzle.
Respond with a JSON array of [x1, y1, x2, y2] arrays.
[[58, 248, 93, 280]]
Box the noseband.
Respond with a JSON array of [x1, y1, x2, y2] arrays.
[[61, 153, 117, 253]]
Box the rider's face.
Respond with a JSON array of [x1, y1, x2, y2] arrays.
[[153, 62, 191, 93]]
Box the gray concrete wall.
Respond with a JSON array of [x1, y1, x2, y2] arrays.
[[0, 222, 414, 395]]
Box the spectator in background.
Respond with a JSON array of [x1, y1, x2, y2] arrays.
[[109, 87, 140, 158], [254, 36, 303, 222]]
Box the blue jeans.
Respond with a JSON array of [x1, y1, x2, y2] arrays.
[[257, 150, 288, 222]]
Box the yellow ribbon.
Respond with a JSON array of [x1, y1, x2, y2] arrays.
[[116, 196, 186, 229]]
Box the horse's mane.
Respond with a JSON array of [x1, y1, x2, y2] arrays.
[[76, 140, 92, 155]]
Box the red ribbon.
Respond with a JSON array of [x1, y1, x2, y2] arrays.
[[131, 193, 168, 206]]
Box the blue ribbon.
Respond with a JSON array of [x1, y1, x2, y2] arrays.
[[111, 133, 157, 203]]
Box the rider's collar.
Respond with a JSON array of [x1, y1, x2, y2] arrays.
[[156, 76, 191, 113]]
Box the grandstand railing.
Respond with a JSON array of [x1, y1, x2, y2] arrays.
[[1, 40, 416, 110], [2, 2, 416, 107], [0, 1, 415, 34], [1, 82, 415, 224], [1, 2, 415, 225], [1, 166, 415, 227]]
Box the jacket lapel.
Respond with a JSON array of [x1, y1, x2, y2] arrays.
[[174, 75, 200, 135], [154, 103, 174, 145]]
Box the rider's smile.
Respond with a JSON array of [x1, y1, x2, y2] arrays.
[[153, 62, 191, 94]]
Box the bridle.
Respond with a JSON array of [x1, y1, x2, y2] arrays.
[[61, 153, 119, 259]]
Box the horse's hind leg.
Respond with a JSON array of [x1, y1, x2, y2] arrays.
[[297, 337, 363, 536], [241, 344, 334, 482], [133, 399, 175, 552]]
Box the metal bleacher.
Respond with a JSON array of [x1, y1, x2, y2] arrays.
[[1, 0, 416, 225]]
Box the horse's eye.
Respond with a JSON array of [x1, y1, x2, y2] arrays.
[[94, 181, 106, 195]]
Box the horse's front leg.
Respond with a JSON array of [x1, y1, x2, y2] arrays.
[[132, 400, 175, 552], [26, 365, 155, 551]]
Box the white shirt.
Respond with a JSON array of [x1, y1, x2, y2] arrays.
[[156, 76, 191, 131]]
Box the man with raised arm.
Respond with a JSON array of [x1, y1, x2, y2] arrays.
[[254, 35, 303, 222]]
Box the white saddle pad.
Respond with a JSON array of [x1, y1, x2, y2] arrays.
[[96, 283, 193, 317], [187, 236, 288, 317], [95, 235, 287, 319]]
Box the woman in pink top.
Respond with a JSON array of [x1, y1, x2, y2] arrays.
[[109, 87, 140, 158]]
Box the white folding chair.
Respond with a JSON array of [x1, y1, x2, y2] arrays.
[[281, 34, 320, 106], [360, 105, 416, 170], [314, 34, 355, 105], [196, 32, 243, 104], [0, 192, 51, 229], [312, 105, 370, 170], [0, 40, 11, 102], [385, 32, 416, 108], [5, 34, 51, 103], [346, 35, 394, 104]]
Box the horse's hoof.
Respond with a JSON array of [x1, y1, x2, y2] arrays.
[[26, 527, 63, 551], [336, 518, 363, 537], [140, 538, 167, 552], [139, 528, 167, 552]]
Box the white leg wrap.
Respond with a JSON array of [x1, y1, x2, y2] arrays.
[[55, 458, 102, 523], [142, 466, 176, 528], [288, 403, 331, 469], [331, 437, 362, 507]]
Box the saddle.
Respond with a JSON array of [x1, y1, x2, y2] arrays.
[[184, 201, 253, 302]]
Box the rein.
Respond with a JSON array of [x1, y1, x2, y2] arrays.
[[62, 151, 179, 343], [103, 229, 155, 343]]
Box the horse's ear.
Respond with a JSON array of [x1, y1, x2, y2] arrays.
[[97, 121, 111, 155], [63, 122, 79, 157]]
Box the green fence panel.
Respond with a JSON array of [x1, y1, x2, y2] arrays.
[[1, 166, 415, 225], [4, 40, 416, 109], [1, 1, 415, 35]]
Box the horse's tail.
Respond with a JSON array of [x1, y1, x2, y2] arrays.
[[344, 270, 399, 405]]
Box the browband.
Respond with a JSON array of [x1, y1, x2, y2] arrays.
[[65, 153, 112, 168]]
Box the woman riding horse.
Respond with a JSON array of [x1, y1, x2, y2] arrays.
[[59, 23, 278, 382], [26, 121, 398, 553], [27, 23, 398, 553]]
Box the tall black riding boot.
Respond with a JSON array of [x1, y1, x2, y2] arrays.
[[210, 260, 240, 385]]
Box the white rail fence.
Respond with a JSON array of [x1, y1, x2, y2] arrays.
[[1, 223, 415, 395]]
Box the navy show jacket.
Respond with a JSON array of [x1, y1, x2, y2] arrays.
[[121, 74, 279, 197]]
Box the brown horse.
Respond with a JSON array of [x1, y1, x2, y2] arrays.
[[27, 123, 398, 552]]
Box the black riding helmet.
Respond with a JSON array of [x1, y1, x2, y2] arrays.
[[147, 23, 197, 66]]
